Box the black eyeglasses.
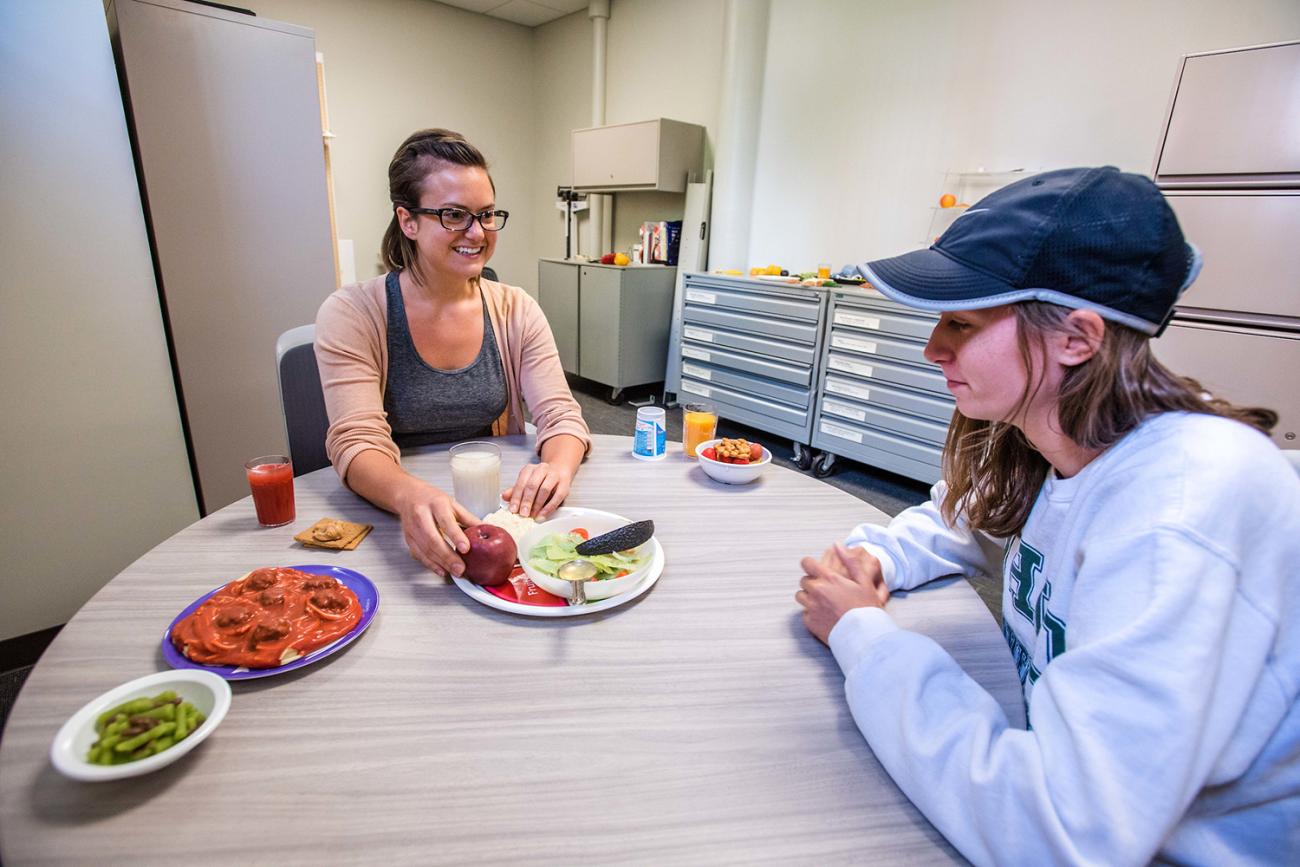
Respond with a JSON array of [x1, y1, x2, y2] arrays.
[[405, 207, 509, 231]]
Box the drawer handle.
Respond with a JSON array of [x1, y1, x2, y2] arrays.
[[834, 312, 881, 330], [683, 327, 713, 342], [820, 421, 863, 443], [826, 379, 872, 401], [682, 363, 712, 381], [823, 398, 867, 422], [682, 346, 711, 362], [831, 334, 878, 354], [829, 356, 874, 378]]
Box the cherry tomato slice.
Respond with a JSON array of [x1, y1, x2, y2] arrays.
[[701, 447, 717, 460], [572, 528, 589, 540]]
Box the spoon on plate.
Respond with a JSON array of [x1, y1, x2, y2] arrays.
[[556, 559, 598, 604]]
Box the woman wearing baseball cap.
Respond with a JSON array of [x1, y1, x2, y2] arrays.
[[795, 167, 1299, 864]]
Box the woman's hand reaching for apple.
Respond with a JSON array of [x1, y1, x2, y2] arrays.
[[395, 481, 480, 579]]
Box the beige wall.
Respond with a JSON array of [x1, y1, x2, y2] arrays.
[[747, 0, 1300, 271], [0, 0, 199, 641], [530, 10, 593, 267], [251, 0, 538, 290]]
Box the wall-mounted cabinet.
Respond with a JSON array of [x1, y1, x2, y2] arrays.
[[537, 259, 676, 398], [571, 118, 705, 193]]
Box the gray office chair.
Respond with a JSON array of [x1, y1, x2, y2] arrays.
[[276, 324, 331, 477], [275, 268, 503, 477]]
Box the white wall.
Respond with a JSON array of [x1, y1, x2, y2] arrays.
[[747, 0, 1300, 271], [250, 0, 538, 289], [0, 0, 199, 641]]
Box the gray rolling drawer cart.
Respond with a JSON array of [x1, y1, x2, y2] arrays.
[[810, 288, 955, 483], [676, 273, 829, 464], [537, 258, 676, 401]]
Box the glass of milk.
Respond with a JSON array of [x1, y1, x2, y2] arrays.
[[448, 441, 502, 519]]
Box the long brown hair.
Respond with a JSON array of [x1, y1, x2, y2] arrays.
[[380, 128, 493, 286], [940, 302, 1278, 536]]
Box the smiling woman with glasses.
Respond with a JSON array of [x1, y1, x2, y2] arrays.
[[313, 128, 590, 580]]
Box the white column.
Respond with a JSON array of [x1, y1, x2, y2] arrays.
[[708, 0, 770, 271], [585, 0, 611, 258]]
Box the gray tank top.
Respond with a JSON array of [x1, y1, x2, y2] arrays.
[[383, 271, 508, 448]]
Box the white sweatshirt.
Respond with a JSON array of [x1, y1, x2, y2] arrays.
[[829, 412, 1300, 866]]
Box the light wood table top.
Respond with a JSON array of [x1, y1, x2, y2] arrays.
[[0, 434, 1023, 865]]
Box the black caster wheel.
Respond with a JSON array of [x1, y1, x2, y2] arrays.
[[813, 451, 837, 478], [792, 442, 814, 471]]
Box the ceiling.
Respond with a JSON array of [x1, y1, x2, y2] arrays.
[[432, 0, 590, 28]]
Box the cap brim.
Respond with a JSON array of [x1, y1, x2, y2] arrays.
[[861, 246, 1192, 337], [860, 247, 1024, 313]]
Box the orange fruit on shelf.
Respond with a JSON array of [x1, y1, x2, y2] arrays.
[[939, 193, 957, 208]]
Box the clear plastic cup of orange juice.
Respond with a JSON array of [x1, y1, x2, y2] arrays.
[[683, 402, 718, 459]]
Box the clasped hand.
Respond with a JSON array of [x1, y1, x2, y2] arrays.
[[796, 543, 890, 645]]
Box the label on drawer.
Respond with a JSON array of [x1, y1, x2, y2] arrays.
[[681, 363, 712, 381], [820, 421, 863, 443], [683, 327, 713, 343], [681, 346, 711, 362], [823, 398, 866, 422], [685, 289, 717, 304], [828, 355, 874, 377], [834, 311, 881, 330], [826, 378, 871, 401], [680, 380, 712, 397], [831, 334, 878, 354]]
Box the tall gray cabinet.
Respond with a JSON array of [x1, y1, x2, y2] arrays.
[[1151, 40, 1300, 447], [537, 259, 676, 399], [108, 0, 336, 512]]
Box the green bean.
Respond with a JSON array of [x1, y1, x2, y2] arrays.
[[96, 698, 152, 732], [114, 721, 175, 753], [86, 691, 206, 764], [135, 703, 176, 722]]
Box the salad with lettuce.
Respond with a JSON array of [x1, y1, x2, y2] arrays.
[[528, 530, 649, 581]]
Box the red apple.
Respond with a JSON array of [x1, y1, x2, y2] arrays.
[[461, 524, 517, 586], [600, 253, 616, 265]]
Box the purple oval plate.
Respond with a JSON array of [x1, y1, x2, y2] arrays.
[[160, 565, 379, 681]]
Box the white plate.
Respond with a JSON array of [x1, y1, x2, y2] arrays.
[[452, 508, 665, 617], [50, 669, 232, 782]]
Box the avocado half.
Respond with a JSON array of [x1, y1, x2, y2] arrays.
[[575, 520, 655, 556]]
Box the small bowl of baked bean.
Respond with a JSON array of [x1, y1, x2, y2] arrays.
[[695, 437, 771, 485]]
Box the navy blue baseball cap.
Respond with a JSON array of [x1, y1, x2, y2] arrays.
[[855, 166, 1202, 335]]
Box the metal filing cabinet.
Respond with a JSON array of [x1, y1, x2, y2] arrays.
[[676, 273, 829, 459], [810, 288, 955, 483]]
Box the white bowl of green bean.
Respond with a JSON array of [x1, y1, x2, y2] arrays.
[[50, 669, 231, 781]]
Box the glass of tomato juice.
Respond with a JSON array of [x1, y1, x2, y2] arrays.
[[244, 455, 295, 527]]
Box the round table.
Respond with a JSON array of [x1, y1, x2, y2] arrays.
[[0, 434, 1023, 865]]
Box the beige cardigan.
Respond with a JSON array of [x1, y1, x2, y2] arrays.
[[314, 274, 591, 483]]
